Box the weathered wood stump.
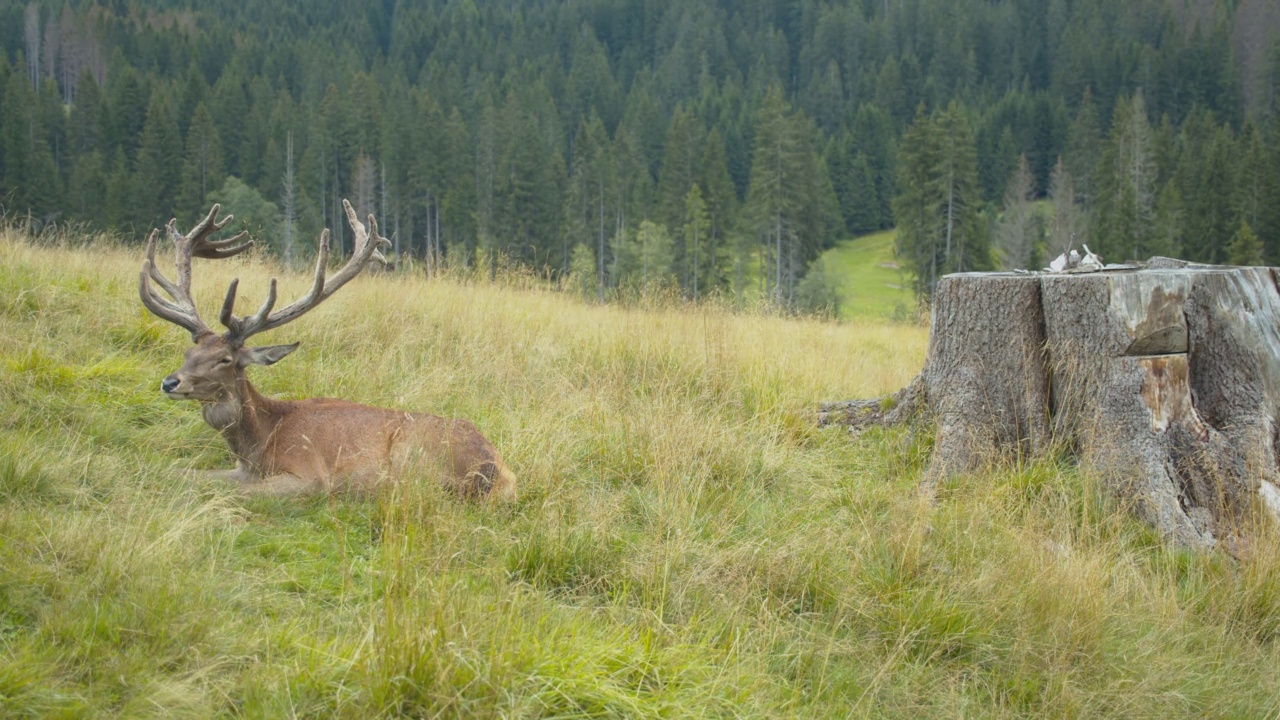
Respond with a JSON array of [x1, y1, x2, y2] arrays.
[[821, 260, 1280, 549]]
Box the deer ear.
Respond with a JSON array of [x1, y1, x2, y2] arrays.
[[240, 343, 300, 366]]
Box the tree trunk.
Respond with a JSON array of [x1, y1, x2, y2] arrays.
[[822, 261, 1280, 550]]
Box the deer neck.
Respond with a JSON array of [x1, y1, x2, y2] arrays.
[[200, 374, 284, 467]]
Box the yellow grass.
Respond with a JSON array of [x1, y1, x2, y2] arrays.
[[3, 229, 1280, 718]]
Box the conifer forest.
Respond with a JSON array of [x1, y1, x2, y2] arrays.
[[2, 0, 1279, 302]]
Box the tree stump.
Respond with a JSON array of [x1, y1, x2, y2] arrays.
[[821, 260, 1280, 549]]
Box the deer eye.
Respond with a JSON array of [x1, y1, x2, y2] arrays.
[[216, 357, 233, 366]]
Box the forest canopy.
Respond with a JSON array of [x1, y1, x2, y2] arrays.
[[2, 0, 1279, 302]]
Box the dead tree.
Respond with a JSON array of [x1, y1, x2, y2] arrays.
[[821, 259, 1280, 550]]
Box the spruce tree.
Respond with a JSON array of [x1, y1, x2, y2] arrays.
[[699, 127, 736, 292], [933, 102, 989, 275], [567, 242, 599, 300], [637, 219, 676, 293], [683, 184, 710, 299], [893, 106, 943, 297], [850, 104, 897, 227], [1235, 121, 1277, 261], [67, 68, 107, 159], [134, 89, 182, 229], [996, 154, 1037, 270], [109, 64, 147, 162], [1065, 87, 1102, 203], [1047, 156, 1087, 258], [1, 70, 60, 218], [656, 105, 704, 265], [845, 152, 882, 235], [1094, 92, 1157, 262], [176, 102, 224, 225], [104, 147, 140, 231], [1150, 181, 1185, 260], [1176, 111, 1237, 264], [1227, 221, 1264, 266], [745, 86, 804, 304], [67, 150, 107, 223]]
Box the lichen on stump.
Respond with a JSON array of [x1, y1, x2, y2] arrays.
[[821, 261, 1280, 550]]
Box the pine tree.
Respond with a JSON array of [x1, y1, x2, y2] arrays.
[[996, 154, 1037, 270], [1047, 156, 1087, 258], [608, 122, 654, 294], [699, 127, 736, 293], [683, 184, 710, 299], [67, 68, 106, 159], [612, 220, 675, 293], [109, 65, 147, 161], [893, 106, 943, 296], [656, 105, 704, 272], [1, 70, 60, 218], [893, 102, 988, 296], [280, 131, 297, 266], [745, 86, 804, 304], [104, 146, 140, 230], [845, 152, 882, 234], [134, 89, 182, 229], [933, 102, 989, 275], [1175, 110, 1237, 264], [210, 69, 249, 178], [563, 113, 613, 281], [850, 104, 897, 227], [1235, 121, 1276, 261], [1150, 181, 1184, 260], [637, 219, 676, 293], [176, 102, 223, 225], [67, 149, 106, 223], [1227, 221, 1264, 266], [1094, 92, 1158, 262], [1065, 87, 1102, 203], [567, 242, 599, 300], [317, 82, 352, 254]]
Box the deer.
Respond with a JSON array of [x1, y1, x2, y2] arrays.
[[138, 200, 516, 501]]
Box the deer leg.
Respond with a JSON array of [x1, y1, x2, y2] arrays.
[[190, 464, 249, 483], [234, 474, 321, 497]]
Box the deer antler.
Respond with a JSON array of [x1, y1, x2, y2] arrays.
[[219, 199, 390, 345], [139, 204, 253, 340]]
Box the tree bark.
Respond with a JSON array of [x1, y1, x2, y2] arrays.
[[823, 262, 1280, 550]]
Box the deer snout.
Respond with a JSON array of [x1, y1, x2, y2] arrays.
[[161, 375, 182, 395]]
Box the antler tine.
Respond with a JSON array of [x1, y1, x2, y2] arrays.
[[145, 227, 181, 299], [139, 226, 213, 340], [366, 211, 392, 264], [223, 200, 384, 343], [186, 204, 255, 259], [139, 204, 264, 341], [220, 277, 279, 338]]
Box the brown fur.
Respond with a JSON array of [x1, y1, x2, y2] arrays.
[[140, 201, 515, 501], [167, 334, 517, 500]]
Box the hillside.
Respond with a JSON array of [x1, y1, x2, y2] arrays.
[[4, 232, 1280, 717], [819, 230, 916, 322], [4, 0, 1280, 308]]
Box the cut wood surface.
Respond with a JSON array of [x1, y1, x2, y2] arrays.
[[823, 260, 1280, 550]]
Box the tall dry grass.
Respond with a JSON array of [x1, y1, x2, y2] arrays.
[[2, 228, 1279, 718]]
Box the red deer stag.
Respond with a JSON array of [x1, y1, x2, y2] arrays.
[[138, 200, 516, 500]]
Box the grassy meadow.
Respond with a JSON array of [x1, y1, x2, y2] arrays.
[[4, 229, 1280, 718], [817, 231, 916, 322]]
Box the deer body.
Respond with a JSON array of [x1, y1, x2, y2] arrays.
[[142, 201, 516, 500], [194, 374, 514, 498]]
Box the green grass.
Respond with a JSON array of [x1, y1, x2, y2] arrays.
[[3, 230, 1280, 718], [819, 230, 917, 322]]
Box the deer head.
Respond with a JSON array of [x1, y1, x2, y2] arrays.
[[141, 200, 389, 402]]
